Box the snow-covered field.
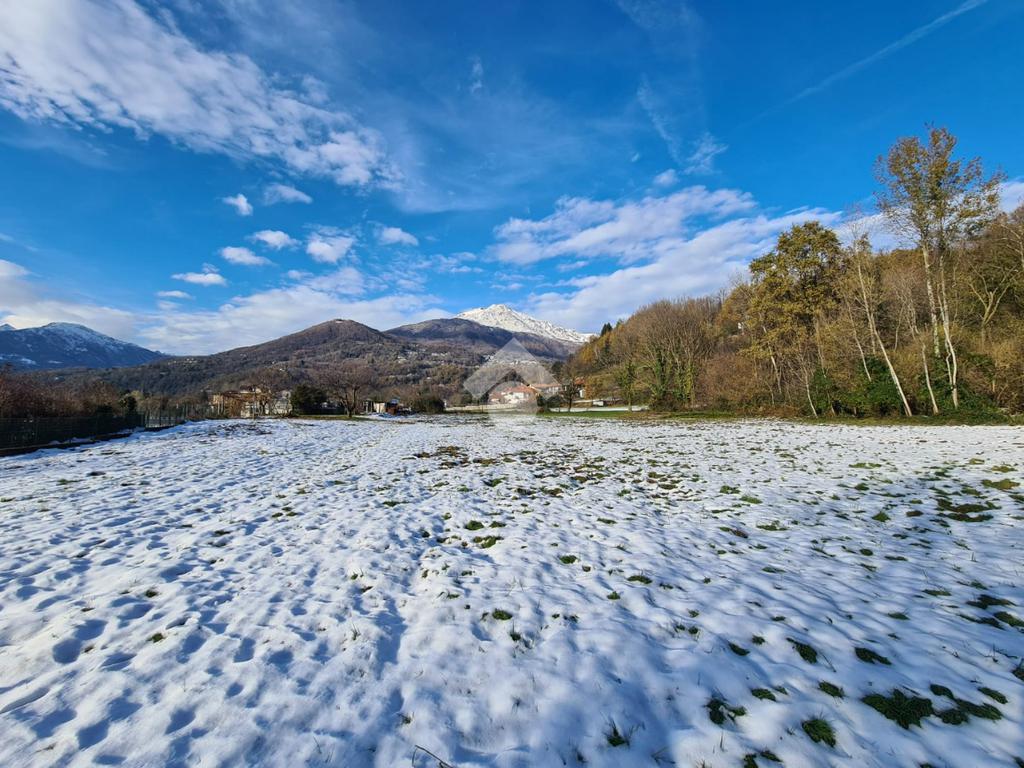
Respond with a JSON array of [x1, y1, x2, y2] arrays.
[[1, 417, 1022, 768]]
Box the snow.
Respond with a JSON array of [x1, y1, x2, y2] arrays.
[[0, 322, 162, 368], [457, 304, 593, 345], [41, 323, 129, 353], [0, 417, 1021, 767]]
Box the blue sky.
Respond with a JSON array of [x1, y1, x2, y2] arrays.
[[1, 0, 1022, 354]]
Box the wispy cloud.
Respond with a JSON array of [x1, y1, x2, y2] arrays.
[[493, 186, 756, 265], [783, 0, 989, 108], [377, 226, 418, 247], [0, 258, 29, 278], [220, 246, 271, 266], [684, 132, 727, 175], [173, 265, 227, 286], [0, 0, 399, 188], [637, 77, 684, 166], [1000, 178, 1024, 211], [653, 169, 678, 187], [469, 56, 484, 95], [263, 183, 313, 205], [306, 228, 356, 264], [139, 275, 441, 354], [523, 206, 839, 333], [222, 193, 253, 216], [249, 230, 299, 250], [485, 181, 841, 331], [1, 258, 137, 337]]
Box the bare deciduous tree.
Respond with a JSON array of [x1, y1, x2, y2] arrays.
[[876, 126, 1003, 409], [317, 363, 373, 418]]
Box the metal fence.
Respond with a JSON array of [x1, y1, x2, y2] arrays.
[[0, 410, 194, 453]]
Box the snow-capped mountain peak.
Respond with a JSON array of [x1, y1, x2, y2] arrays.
[[456, 304, 593, 345], [44, 322, 120, 346], [0, 322, 164, 370]]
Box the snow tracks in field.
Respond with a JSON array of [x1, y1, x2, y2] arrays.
[[0, 418, 1022, 767]]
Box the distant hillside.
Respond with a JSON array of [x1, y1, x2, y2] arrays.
[[456, 304, 592, 345], [386, 317, 578, 360], [56, 319, 419, 396], [42, 316, 578, 398], [0, 322, 164, 370]]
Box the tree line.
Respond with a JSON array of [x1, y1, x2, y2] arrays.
[[571, 128, 1024, 418]]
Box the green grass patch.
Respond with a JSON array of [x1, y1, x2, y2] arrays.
[[789, 638, 818, 664], [979, 687, 1008, 705], [801, 717, 836, 747], [605, 723, 629, 747], [819, 681, 844, 698], [706, 697, 746, 725], [855, 646, 891, 665], [862, 690, 933, 729], [742, 750, 782, 767]]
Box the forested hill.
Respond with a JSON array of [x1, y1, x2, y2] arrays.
[[571, 129, 1023, 419]]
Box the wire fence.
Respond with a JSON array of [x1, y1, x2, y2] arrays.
[[0, 410, 196, 453]]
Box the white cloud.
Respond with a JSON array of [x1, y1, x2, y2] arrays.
[[522, 208, 840, 333], [414, 252, 480, 274], [493, 186, 756, 265], [0, 258, 29, 279], [220, 246, 271, 266], [0, 0, 399, 188], [486, 182, 846, 331], [378, 226, 418, 247], [0, 257, 441, 354], [249, 230, 299, 250], [684, 132, 727, 175], [782, 0, 988, 108], [173, 266, 227, 286], [469, 55, 484, 95], [1000, 178, 1024, 212], [138, 271, 440, 354], [222, 193, 253, 216], [835, 178, 1024, 252], [0, 258, 137, 338], [300, 267, 366, 294], [653, 169, 678, 187], [263, 183, 313, 205], [306, 229, 356, 264], [637, 78, 684, 166], [156, 289, 192, 299]]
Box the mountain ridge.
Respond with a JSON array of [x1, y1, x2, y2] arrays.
[[455, 304, 592, 345], [386, 317, 577, 359], [0, 322, 165, 370], [36, 315, 578, 398]]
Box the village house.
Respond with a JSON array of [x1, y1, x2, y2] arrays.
[[362, 398, 407, 415], [488, 382, 540, 406], [211, 388, 292, 418]]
